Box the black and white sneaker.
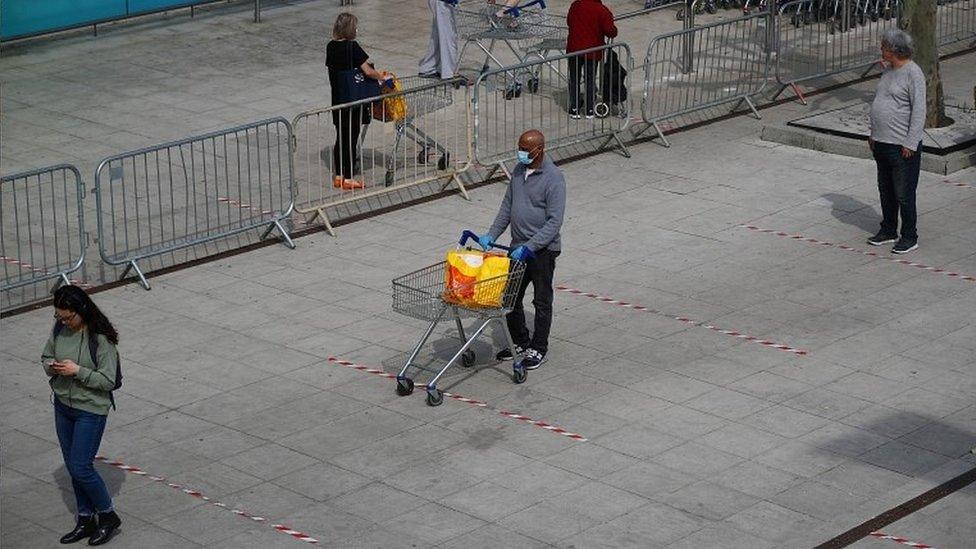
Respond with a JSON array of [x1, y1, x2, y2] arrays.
[[496, 344, 525, 361], [891, 239, 918, 254], [517, 348, 547, 370], [867, 232, 897, 246], [568, 109, 582, 120]]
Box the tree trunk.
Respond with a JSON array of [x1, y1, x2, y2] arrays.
[[900, 0, 950, 128]]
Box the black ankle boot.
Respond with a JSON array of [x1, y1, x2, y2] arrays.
[[60, 515, 96, 544], [87, 511, 121, 546]]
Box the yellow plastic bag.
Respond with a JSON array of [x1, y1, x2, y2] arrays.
[[473, 254, 510, 308], [372, 76, 408, 122], [444, 250, 483, 305], [443, 250, 511, 307]]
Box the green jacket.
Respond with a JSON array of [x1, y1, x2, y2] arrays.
[[41, 328, 118, 416]]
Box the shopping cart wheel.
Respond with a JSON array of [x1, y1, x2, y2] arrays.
[[461, 349, 476, 368], [594, 103, 610, 119], [426, 388, 444, 407], [438, 152, 450, 171], [396, 377, 414, 396], [385, 170, 394, 187], [527, 78, 540, 94], [512, 366, 527, 384]]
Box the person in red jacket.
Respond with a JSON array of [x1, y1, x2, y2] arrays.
[[566, 0, 618, 119]]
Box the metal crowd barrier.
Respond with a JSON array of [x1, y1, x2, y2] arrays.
[[292, 76, 472, 235], [938, 0, 976, 47], [773, 0, 902, 103], [472, 43, 634, 179], [641, 13, 770, 147], [94, 118, 296, 290], [1, 165, 86, 293]]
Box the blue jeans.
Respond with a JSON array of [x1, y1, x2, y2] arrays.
[[873, 141, 921, 241], [54, 398, 113, 516]]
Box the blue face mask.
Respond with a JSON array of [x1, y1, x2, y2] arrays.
[[516, 149, 533, 165]]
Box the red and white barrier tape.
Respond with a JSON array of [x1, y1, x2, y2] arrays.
[[0, 255, 92, 288], [869, 531, 935, 549], [554, 286, 809, 356], [739, 225, 976, 284], [326, 357, 587, 441], [93, 456, 319, 545], [940, 178, 974, 189], [217, 197, 274, 216]]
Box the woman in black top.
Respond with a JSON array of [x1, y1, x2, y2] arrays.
[[326, 13, 390, 190]]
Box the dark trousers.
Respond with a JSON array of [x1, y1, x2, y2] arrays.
[[332, 107, 364, 179], [873, 141, 921, 241], [507, 249, 559, 354], [567, 56, 597, 114], [54, 398, 112, 516]]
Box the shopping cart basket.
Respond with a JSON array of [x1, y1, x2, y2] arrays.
[[364, 75, 458, 187], [392, 230, 532, 406], [456, 0, 566, 81]]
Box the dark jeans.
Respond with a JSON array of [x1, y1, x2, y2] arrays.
[[332, 106, 366, 179], [507, 249, 559, 354], [873, 141, 921, 241], [54, 398, 112, 516], [567, 56, 597, 114]]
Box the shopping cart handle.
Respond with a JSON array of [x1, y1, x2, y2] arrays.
[[459, 230, 535, 260], [504, 0, 546, 16]]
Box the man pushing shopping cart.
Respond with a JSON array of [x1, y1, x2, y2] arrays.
[[391, 129, 565, 406], [478, 129, 566, 370]]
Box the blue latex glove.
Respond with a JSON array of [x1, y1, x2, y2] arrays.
[[509, 245, 531, 262], [478, 234, 495, 251]]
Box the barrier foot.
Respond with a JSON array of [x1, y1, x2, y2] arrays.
[[744, 96, 761, 120], [444, 173, 471, 201], [612, 133, 631, 158], [263, 220, 296, 249], [790, 83, 808, 105], [122, 260, 150, 290], [860, 62, 878, 78], [306, 208, 336, 237], [652, 122, 671, 148], [498, 162, 512, 181]]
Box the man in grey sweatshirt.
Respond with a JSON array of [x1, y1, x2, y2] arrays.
[[478, 129, 566, 371], [867, 28, 926, 254]]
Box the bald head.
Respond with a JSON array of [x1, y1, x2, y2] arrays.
[[518, 129, 545, 168]]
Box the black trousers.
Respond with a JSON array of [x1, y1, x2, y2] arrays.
[[506, 249, 559, 354], [567, 56, 597, 114], [873, 141, 921, 241], [332, 106, 366, 179]]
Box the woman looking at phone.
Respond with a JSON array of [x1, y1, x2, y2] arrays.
[[41, 285, 122, 546]]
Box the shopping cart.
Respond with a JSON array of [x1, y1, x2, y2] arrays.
[[392, 230, 532, 406], [366, 75, 458, 187], [456, 0, 567, 83]]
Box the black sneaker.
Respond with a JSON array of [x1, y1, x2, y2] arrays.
[[585, 110, 595, 119], [891, 239, 918, 254], [496, 344, 525, 361], [568, 108, 582, 120], [517, 348, 546, 370], [867, 232, 897, 246]]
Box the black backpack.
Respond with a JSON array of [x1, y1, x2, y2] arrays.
[[52, 323, 122, 409]]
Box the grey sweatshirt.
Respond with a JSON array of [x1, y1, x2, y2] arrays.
[[489, 156, 566, 252], [869, 61, 926, 151]]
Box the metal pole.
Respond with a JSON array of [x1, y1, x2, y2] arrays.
[[841, 0, 850, 32], [682, 0, 695, 73], [254, 0, 261, 23]]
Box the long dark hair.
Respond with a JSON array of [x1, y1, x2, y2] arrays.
[[52, 286, 119, 345]]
